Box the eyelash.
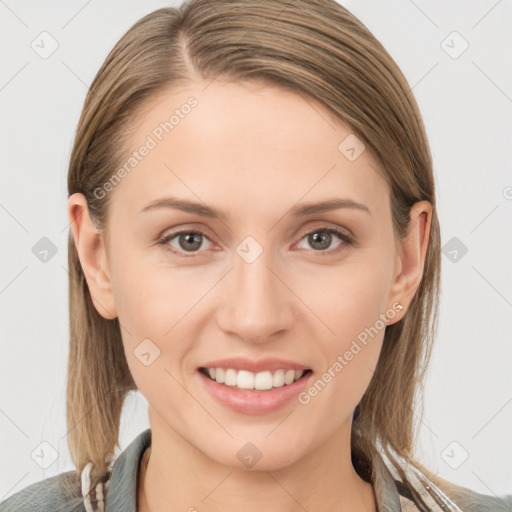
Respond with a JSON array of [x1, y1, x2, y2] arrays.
[[157, 226, 353, 258]]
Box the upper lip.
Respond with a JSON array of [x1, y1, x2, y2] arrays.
[[199, 357, 311, 373]]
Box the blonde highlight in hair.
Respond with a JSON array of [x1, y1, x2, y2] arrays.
[[66, 0, 441, 500]]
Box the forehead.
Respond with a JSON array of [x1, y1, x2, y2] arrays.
[[109, 80, 389, 222]]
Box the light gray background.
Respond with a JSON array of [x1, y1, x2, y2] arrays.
[[1, 0, 511, 502]]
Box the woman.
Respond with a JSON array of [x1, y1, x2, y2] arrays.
[[1, 0, 510, 511]]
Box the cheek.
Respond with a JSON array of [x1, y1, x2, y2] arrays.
[[109, 252, 214, 385], [108, 242, 194, 335], [111, 263, 200, 407], [301, 249, 394, 343], [298, 273, 388, 422], [297, 248, 393, 397]]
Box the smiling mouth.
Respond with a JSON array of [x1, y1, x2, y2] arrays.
[[198, 367, 313, 392]]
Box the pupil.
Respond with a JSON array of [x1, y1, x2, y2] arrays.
[[310, 232, 331, 250], [180, 232, 202, 251]]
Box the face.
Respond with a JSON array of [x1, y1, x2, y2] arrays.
[[74, 79, 426, 471]]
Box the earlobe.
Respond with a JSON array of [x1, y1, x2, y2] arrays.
[[68, 193, 118, 320], [387, 200, 432, 322]]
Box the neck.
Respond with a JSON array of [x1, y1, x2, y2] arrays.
[[138, 410, 377, 512]]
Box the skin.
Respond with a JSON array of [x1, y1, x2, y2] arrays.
[[69, 79, 431, 512]]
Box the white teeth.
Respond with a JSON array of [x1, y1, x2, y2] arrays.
[[224, 369, 237, 386], [254, 371, 273, 390], [215, 368, 225, 383], [272, 369, 285, 387], [237, 370, 255, 389], [284, 369, 295, 385], [204, 367, 308, 390]]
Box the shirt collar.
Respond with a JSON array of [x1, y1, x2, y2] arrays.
[[104, 428, 405, 511]]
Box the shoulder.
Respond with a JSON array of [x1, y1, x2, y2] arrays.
[[0, 470, 86, 512], [371, 447, 511, 511], [392, 471, 512, 511], [432, 475, 512, 512], [396, 474, 512, 511]]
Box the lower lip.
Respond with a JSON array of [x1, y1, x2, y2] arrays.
[[198, 370, 312, 415]]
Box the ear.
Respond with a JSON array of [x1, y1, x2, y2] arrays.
[[386, 200, 432, 324], [68, 193, 117, 319]]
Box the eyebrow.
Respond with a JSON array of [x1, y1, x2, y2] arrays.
[[140, 196, 371, 220]]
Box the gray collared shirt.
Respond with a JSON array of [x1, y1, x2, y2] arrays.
[[1, 428, 510, 511]]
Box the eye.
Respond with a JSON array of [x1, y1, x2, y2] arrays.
[[158, 230, 213, 257], [158, 225, 353, 258], [296, 227, 353, 255]]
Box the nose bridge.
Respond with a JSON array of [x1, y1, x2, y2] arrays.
[[216, 236, 295, 342]]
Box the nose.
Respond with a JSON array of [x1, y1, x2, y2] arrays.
[[215, 244, 296, 344]]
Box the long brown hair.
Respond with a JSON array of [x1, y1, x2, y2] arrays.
[[66, 0, 441, 505]]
